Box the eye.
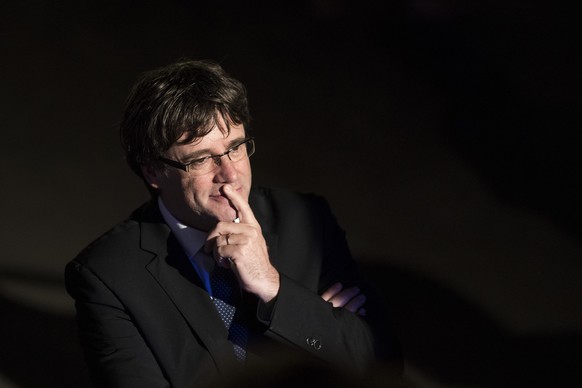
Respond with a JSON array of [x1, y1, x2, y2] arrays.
[[188, 156, 211, 168], [229, 144, 242, 155]]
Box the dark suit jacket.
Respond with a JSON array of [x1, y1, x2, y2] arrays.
[[65, 187, 384, 387]]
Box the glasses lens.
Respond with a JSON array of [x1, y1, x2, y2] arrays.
[[188, 157, 214, 174], [227, 138, 255, 163], [245, 139, 255, 158], [170, 138, 255, 175]]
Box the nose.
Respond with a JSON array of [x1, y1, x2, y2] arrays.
[[213, 154, 239, 182]]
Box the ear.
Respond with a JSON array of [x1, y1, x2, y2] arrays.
[[141, 165, 162, 190]]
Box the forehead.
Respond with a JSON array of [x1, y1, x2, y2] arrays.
[[170, 122, 246, 156]]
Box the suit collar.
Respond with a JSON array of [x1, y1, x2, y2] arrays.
[[136, 188, 279, 253], [249, 188, 279, 263], [145, 238, 239, 371], [133, 189, 280, 370], [133, 190, 280, 265], [136, 200, 239, 370]]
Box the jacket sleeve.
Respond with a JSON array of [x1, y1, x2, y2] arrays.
[[65, 260, 170, 388], [265, 274, 376, 369], [256, 194, 395, 370]]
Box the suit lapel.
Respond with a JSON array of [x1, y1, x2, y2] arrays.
[[134, 191, 280, 371], [250, 188, 280, 268], [137, 202, 238, 371]]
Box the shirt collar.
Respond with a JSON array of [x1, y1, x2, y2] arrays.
[[157, 197, 215, 295], [157, 197, 208, 258]]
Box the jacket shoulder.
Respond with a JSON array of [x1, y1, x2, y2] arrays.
[[70, 201, 165, 271], [251, 186, 328, 213], [71, 219, 141, 267], [250, 186, 340, 245]]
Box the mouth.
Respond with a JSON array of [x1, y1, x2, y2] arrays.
[[209, 194, 229, 202], [209, 186, 241, 197], [208, 191, 238, 219], [209, 187, 240, 203]]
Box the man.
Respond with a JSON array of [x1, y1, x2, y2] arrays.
[[65, 60, 396, 387]]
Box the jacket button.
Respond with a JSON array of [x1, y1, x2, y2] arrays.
[[306, 337, 322, 350]]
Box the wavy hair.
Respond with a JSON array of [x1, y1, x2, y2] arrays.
[[120, 60, 251, 178]]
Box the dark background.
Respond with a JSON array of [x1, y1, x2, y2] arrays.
[[1, 1, 581, 387]]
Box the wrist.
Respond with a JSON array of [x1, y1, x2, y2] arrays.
[[257, 269, 280, 303]]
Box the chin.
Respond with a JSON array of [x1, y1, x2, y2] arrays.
[[221, 210, 238, 222], [209, 207, 237, 223]]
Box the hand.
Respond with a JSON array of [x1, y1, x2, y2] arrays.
[[205, 184, 280, 303], [321, 282, 367, 317]]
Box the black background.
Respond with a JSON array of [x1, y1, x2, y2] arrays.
[[1, 1, 581, 386]]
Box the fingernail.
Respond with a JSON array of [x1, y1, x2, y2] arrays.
[[223, 185, 232, 193]]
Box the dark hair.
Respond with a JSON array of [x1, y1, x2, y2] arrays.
[[120, 60, 251, 178]]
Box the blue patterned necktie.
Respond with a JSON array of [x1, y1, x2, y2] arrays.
[[210, 264, 248, 362]]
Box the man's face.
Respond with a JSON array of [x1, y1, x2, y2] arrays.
[[143, 119, 252, 231]]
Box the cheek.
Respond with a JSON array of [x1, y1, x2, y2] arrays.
[[237, 161, 252, 181], [182, 176, 211, 202]]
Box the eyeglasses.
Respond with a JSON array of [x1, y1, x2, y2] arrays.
[[159, 137, 255, 175]]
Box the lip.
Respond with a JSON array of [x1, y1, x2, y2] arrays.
[[209, 186, 241, 198], [208, 194, 228, 201], [209, 187, 240, 202]]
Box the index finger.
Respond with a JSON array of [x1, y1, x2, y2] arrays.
[[222, 184, 257, 225]]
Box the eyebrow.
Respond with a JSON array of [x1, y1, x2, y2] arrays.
[[180, 136, 247, 161]]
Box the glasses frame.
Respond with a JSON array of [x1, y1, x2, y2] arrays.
[[159, 137, 255, 174]]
